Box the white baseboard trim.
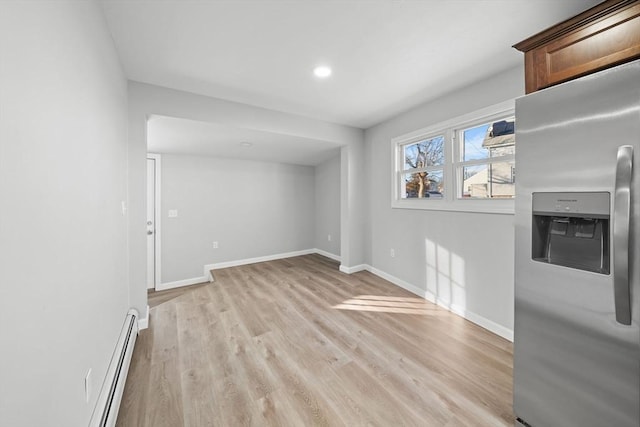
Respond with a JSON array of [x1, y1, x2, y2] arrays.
[[313, 248, 341, 262], [205, 249, 316, 279], [363, 264, 514, 342], [138, 305, 150, 330], [339, 264, 367, 274], [451, 305, 514, 342], [365, 265, 429, 301], [161, 249, 319, 292], [156, 276, 208, 291]]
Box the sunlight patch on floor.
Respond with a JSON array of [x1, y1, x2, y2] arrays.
[[333, 295, 443, 315]]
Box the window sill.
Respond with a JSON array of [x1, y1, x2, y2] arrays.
[[391, 198, 514, 215]]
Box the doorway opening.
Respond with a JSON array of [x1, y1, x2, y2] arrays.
[[146, 153, 162, 289]]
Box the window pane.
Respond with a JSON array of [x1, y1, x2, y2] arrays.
[[461, 117, 515, 162], [460, 161, 515, 198], [402, 170, 444, 199], [403, 135, 444, 170]]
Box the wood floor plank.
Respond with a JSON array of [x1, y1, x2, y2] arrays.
[[117, 254, 513, 426], [252, 330, 341, 427], [176, 292, 222, 427], [115, 324, 153, 427], [145, 300, 185, 427]]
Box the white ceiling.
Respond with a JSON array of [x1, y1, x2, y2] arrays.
[[147, 115, 342, 166], [101, 0, 600, 163]]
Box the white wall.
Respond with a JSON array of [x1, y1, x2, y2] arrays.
[[314, 154, 341, 257], [341, 140, 367, 269], [0, 2, 129, 426], [129, 83, 364, 311], [159, 154, 316, 284], [363, 66, 524, 338]]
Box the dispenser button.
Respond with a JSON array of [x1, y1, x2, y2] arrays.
[[575, 219, 596, 238], [550, 219, 569, 235]]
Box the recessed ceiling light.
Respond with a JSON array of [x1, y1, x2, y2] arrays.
[[313, 66, 332, 78], [240, 141, 252, 148]]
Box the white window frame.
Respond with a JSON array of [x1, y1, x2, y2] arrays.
[[391, 100, 515, 214]]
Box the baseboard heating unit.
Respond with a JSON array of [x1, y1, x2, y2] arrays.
[[89, 308, 139, 427]]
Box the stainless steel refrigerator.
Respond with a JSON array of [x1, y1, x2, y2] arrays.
[[514, 59, 640, 427]]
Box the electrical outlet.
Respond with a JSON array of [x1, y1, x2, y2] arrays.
[[85, 368, 92, 403], [390, 248, 395, 258], [168, 209, 178, 218], [327, 234, 332, 242], [213, 241, 218, 249]]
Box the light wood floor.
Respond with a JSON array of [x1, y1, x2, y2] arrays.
[[116, 254, 513, 427]]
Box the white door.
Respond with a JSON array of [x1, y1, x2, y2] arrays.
[[146, 158, 156, 289]]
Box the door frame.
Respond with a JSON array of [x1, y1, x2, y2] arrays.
[[147, 153, 162, 289]]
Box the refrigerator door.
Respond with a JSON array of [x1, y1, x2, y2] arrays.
[[514, 60, 640, 427]]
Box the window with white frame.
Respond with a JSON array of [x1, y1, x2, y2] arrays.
[[401, 134, 445, 199], [392, 101, 515, 213]]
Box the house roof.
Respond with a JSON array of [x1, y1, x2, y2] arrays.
[[483, 133, 515, 148]]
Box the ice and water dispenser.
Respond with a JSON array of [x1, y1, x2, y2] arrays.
[[532, 192, 610, 274]]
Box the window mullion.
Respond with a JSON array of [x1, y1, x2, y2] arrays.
[[449, 128, 457, 201], [459, 154, 515, 168]]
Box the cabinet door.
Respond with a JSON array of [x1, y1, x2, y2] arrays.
[[515, 1, 640, 94]]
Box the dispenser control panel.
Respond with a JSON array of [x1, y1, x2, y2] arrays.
[[531, 192, 610, 274], [533, 192, 610, 218]]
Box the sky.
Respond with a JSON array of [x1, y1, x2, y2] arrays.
[[462, 123, 490, 161]]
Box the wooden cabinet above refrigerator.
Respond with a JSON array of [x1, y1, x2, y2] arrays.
[[513, 0, 640, 94]]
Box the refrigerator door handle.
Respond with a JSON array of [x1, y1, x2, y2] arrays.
[[613, 145, 633, 325]]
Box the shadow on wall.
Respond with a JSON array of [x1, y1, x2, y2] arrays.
[[425, 238, 467, 313]]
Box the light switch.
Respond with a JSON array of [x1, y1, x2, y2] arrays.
[[168, 209, 178, 218]]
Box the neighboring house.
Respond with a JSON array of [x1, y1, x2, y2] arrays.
[[463, 167, 489, 198], [463, 120, 516, 198]]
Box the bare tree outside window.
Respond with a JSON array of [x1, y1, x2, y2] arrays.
[[402, 136, 444, 198], [404, 136, 444, 169]]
